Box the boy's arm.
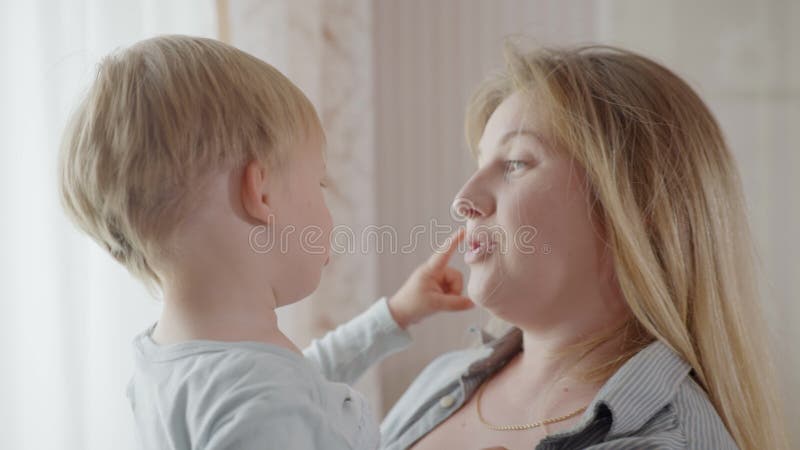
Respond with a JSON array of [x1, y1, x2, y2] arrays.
[[303, 228, 473, 385], [302, 297, 411, 385]]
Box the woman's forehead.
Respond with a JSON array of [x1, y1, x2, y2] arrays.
[[479, 93, 546, 150], [477, 93, 553, 162]]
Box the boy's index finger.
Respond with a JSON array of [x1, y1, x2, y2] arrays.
[[427, 227, 465, 269]]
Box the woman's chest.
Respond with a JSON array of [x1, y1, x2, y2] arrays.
[[407, 396, 554, 450], [405, 382, 595, 450]]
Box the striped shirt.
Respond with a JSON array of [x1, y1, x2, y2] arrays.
[[380, 328, 738, 449]]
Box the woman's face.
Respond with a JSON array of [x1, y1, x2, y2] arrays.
[[454, 91, 617, 328]]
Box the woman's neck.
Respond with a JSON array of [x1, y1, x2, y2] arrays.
[[509, 273, 633, 389], [514, 327, 628, 389]]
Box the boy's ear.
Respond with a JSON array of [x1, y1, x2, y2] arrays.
[[241, 160, 274, 225]]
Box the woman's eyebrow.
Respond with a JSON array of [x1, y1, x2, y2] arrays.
[[477, 129, 549, 163], [498, 129, 547, 149]]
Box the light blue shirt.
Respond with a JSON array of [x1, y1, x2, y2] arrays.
[[127, 298, 411, 450], [380, 328, 738, 449]]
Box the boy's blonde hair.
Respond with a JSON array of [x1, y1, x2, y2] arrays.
[[58, 35, 321, 294], [468, 43, 788, 449]]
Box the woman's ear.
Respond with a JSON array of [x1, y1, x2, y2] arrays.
[[241, 159, 274, 225]]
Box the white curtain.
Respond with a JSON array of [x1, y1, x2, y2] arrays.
[[0, 1, 217, 449]]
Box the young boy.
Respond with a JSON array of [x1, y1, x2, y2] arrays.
[[58, 35, 472, 449]]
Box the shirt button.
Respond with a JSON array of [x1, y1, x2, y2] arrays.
[[439, 395, 456, 408]]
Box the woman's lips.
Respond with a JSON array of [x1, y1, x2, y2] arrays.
[[464, 239, 497, 264]]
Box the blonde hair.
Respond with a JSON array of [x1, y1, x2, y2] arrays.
[[466, 43, 788, 450], [58, 35, 321, 294]]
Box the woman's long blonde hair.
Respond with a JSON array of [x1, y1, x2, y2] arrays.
[[466, 43, 788, 450]]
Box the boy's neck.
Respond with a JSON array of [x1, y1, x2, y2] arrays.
[[151, 275, 300, 354]]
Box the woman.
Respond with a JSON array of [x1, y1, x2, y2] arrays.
[[380, 44, 788, 450]]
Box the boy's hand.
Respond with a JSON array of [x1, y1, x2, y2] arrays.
[[387, 228, 474, 329]]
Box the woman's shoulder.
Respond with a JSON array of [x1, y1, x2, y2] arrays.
[[670, 376, 738, 449], [583, 349, 738, 450], [587, 377, 738, 450]]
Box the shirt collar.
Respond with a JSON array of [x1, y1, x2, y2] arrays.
[[587, 338, 692, 437], [464, 327, 523, 376], [464, 328, 693, 438]]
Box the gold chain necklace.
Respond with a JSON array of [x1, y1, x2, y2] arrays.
[[475, 379, 588, 431]]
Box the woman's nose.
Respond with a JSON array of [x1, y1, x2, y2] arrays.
[[452, 176, 494, 221], [451, 196, 483, 219]]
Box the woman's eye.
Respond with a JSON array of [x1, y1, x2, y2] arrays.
[[503, 160, 528, 177]]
